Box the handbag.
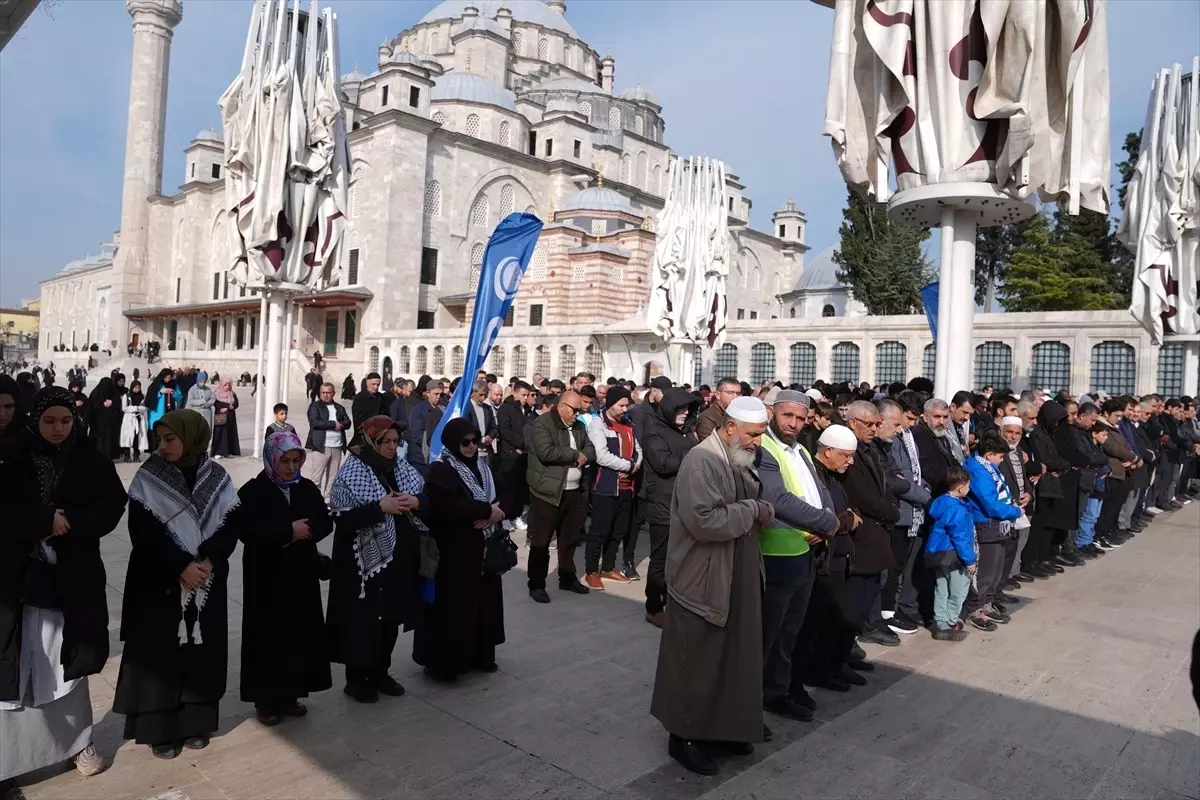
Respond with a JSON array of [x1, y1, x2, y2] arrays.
[[483, 529, 518, 575], [213, 411, 229, 426], [418, 533, 440, 580]]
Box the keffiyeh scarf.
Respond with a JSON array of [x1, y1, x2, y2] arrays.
[[972, 454, 1015, 538], [901, 428, 925, 531], [128, 454, 240, 643], [440, 452, 497, 532], [330, 454, 428, 597], [945, 421, 967, 465]]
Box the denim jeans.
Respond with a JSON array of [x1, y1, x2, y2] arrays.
[[1075, 496, 1103, 546], [932, 567, 970, 629]]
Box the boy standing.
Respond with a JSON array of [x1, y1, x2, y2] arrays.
[[925, 467, 976, 641], [265, 402, 297, 441]]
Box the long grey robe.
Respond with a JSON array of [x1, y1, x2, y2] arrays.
[[651, 433, 766, 743], [186, 384, 215, 429]]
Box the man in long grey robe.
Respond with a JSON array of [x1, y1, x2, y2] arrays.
[[651, 396, 774, 776]]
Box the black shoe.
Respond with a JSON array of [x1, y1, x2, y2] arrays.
[[1043, 560, 1067, 573], [668, 735, 719, 776], [1016, 571, 1037, 582], [807, 675, 851, 692], [374, 674, 406, 696], [932, 626, 967, 642], [1078, 546, 1100, 559], [846, 657, 876, 673], [790, 686, 817, 711], [529, 588, 551, 603], [151, 743, 182, 760], [996, 592, 1018, 606], [1085, 543, 1108, 556], [858, 626, 901, 647], [887, 613, 920, 636], [255, 706, 282, 726], [849, 642, 868, 661], [835, 664, 867, 686], [343, 682, 379, 703], [622, 565, 641, 581], [1105, 533, 1128, 546], [1025, 564, 1050, 579], [1002, 578, 1021, 591], [559, 579, 590, 594], [1095, 537, 1117, 550], [708, 740, 753, 756], [968, 613, 998, 632], [422, 667, 457, 684], [764, 696, 814, 722], [182, 735, 209, 750], [983, 605, 1011, 625], [1055, 552, 1080, 566]]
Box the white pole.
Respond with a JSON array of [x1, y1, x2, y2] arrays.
[[945, 212, 979, 396], [282, 294, 294, 407], [1183, 341, 1200, 396], [263, 290, 287, 449], [934, 209, 956, 400], [253, 289, 269, 458]]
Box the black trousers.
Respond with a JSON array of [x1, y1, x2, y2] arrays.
[[623, 496, 644, 570], [1024, 516, 1055, 566], [345, 620, 400, 686], [1001, 534, 1020, 580], [964, 540, 1007, 614], [762, 554, 815, 703], [1098, 478, 1129, 536], [527, 490, 586, 590], [846, 572, 882, 632], [792, 557, 856, 685], [586, 490, 635, 573], [883, 527, 924, 618], [496, 455, 528, 520], [645, 523, 669, 614]]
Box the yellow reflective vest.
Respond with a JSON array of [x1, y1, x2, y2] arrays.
[[758, 433, 813, 557]]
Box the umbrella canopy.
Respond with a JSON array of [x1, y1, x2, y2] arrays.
[[218, 0, 349, 290], [823, 0, 1110, 215], [645, 157, 730, 347], [1119, 58, 1200, 342]]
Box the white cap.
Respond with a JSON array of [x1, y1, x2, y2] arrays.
[[805, 388, 825, 402], [726, 396, 769, 424], [1001, 416, 1023, 428], [818, 424, 858, 451]]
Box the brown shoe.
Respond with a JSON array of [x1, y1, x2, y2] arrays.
[[584, 573, 605, 590], [645, 612, 665, 628], [601, 570, 631, 584]]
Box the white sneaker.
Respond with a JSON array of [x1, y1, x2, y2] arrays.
[[880, 610, 896, 620], [515, 516, 528, 531], [1146, 506, 1163, 515], [502, 519, 515, 532]]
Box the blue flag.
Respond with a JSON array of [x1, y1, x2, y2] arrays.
[[429, 212, 544, 460], [921, 281, 939, 342]]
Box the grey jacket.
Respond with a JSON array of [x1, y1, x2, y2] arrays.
[[887, 434, 932, 529]]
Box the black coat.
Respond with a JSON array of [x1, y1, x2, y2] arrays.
[[912, 420, 961, 497], [113, 472, 242, 715], [496, 397, 530, 458], [237, 473, 333, 704], [412, 461, 505, 676], [640, 389, 698, 527], [0, 433, 127, 702], [351, 391, 389, 434], [838, 440, 902, 575], [306, 400, 350, 453]]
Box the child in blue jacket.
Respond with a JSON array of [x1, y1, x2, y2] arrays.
[[925, 466, 976, 641]]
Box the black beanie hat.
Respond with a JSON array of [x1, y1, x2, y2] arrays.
[[605, 386, 632, 409]]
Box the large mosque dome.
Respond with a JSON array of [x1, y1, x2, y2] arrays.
[[418, 0, 579, 38]]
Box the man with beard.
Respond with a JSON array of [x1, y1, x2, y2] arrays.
[[755, 391, 839, 723], [946, 391, 975, 460], [695, 378, 742, 442], [651, 397, 774, 776], [912, 398, 964, 499], [997, 417, 1037, 592], [880, 396, 931, 635], [351, 372, 388, 441]]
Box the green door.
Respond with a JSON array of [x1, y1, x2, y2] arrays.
[[324, 312, 338, 356]]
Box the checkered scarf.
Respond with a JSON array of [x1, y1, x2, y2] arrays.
[[901, 428, 925, 530]]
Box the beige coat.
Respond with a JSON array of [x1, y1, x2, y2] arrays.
[[666, 432, 772, 627]]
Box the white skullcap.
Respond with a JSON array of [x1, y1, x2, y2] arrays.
[[762, 387, 780, 406], [726, 396, 769, 424], [818, 424, 858, 451], [1001, 416, 1023, 428], [805, 388, 825, 402]]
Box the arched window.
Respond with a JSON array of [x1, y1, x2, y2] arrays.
[[432, 345, 446, 374], [565, 46, 575, 70], [469, 242, 485, 290], [751, 266, 762, 291], [512, 345, 528, 378], [499, 183, 514, 217], [822, 304, 836, 317], [423, 180, 441, 217], [1031, 341, 1071, 393], [535, 344, 550, 375], [1089, 341, 1136, 395], [693, 344, 703, 387], [619, 154, 631, 183], [369, 346, 380, 372], [429, 31, 440, 52], [608, 106, 621, 131], [528, 245, 547, 280], [789, 343, 816, 386], [922, 343, 936, 381], [465, 113, 481, 138], [636, 151, 648, 188], [558, 345, 576, 379], [432, 110, 446, 125], [875, 341, 907, 384], [451, 345, 464, 374], [498, 120, 511, 147], [974, 341, 1013, 391], [714, 343, 738, 379], [469, 194, 489, 227], [415, 345, 428, 373], [585, 343, 603, 376], [635, 116, 644, 136], [537, 38, 549, 61], [749, 343, 775, 384], [652, 164, 662, 194], [1158, 343, 1185, 396], [511, 30, 524, 56], [399, 345, 411, 374], [490, 346, 505, 376], [579, 101, 592, 121], [382, 357, 393, 379], [350, 168, 363, 218], [831, 342, 861, 384]]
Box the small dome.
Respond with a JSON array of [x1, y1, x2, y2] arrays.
[[341, 67, 368, 84], [776, 198, 802, 215], [794, 245, 843, 292], [619, 83, 659, 105], [419, 0, 578, 38], [192, 126, 223, 143], [431, 72, 517, 111], [545, 95, 582, 115], [386, 51, 424, 67], [563, 186, 633, 213]]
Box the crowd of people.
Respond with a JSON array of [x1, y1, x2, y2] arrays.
[[1, 361, 1198, 783]]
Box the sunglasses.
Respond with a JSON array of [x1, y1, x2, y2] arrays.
[[563, 404, 583, 414], [461, 436, 480, 446]]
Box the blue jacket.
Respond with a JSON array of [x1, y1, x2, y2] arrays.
[[925, 494, 976, 566], [964, 457, 1022, 524]]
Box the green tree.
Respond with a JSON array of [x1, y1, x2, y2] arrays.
[[974, 222, 1029, 311], [833, 190, 933, 315], [996, 212, 1115, 311], [1116, 130, 1142, 211], [1053, 206, 1130, 306]]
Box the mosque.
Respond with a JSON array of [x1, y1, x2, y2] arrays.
[[36, 0, 1185, 396]]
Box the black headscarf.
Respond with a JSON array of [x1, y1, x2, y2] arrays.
[[114, 373, 128, 397], [24, 387, 82, 497], [128, 381, 145, 407], [15, 372, 37, 406], [0, 374, 28, 437], [440, 416, 481, 480]]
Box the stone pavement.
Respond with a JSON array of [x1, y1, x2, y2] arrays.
[[6, 431, 1199, 799]]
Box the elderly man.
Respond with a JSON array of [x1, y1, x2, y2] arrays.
[[998, 416, 1037, 589], [912, 398, 963, 495], [879, 397, 931, 635], [755, 391, 839, 723], [651, 397, 774, 776], [695, 377, 742, 442], [468, 380, 499, 463], [841, 401, 905, 649]]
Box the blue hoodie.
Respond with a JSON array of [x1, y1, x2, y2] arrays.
[[925, 493, 977, 566]]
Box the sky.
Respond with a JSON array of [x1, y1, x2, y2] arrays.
[[1, 0, 1198, 307]]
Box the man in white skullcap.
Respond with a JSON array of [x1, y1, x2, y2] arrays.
[[651, 396, 774, 776]]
